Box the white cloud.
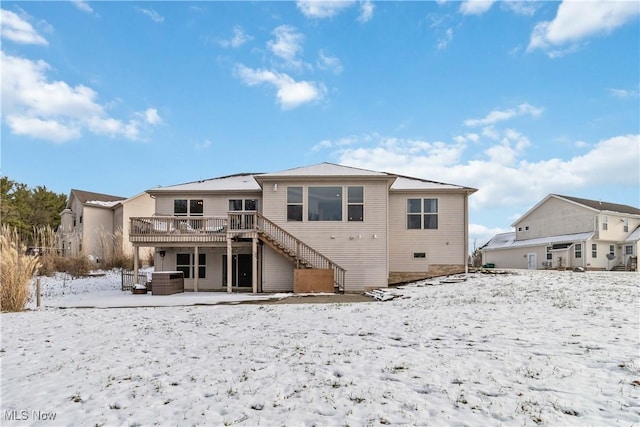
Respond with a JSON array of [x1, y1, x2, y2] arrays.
[[137, 8, 164, 23], [311, 135, 359, 151], [195, 139, 212, 151], [501, 0, 537, 16], [317, 50, 343, 74], [437, 28, 453, 50], [608, 88, 639, 99], [459, 1, 495, 15], [315, 131, 639, 212], [235, 64, 325, 109], [528, 1, 640, 56], [296, 0, 355, 19], [469, 223, 510, 247], [1, 52, 160, 143], [358, 1, 374, 23], [5, 116, 80, 143], [71, 1, 94, 14], [267, 25, 304, 68], [464, 103, 543, 127], [0, 9, 48, 45], [142, 108, 162, 125], [219, 26, 252, 48]]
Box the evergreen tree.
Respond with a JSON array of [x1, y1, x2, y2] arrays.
[[0, 177, 67, 244]]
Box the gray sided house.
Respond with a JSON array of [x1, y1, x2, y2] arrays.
[[129, 163, 477, 293], [57, 189, 154, 262], [481, 194, 640, 271]]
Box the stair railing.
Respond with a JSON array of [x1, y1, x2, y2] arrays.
[[254, 212, 346, 291]]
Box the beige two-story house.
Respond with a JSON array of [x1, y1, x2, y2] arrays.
[[129, 163, 477, 293], [481, 194, 640, 271], [58, 189, 154, 263]]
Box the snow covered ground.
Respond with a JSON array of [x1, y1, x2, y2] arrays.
[[1, 269, 638, 426]]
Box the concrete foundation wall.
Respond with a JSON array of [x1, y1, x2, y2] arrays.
[[388, 264, 465, 285]]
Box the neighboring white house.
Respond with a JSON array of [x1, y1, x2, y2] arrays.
[[481, 194, 640, 271], [129, 163, 477, 293], [57, 189, 154, 263]]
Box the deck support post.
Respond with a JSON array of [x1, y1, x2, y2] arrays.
[[252, 236, 258, 294], [226, 237, 232, 293], [133, 246, 139, 285]]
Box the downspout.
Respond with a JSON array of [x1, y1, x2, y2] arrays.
[[464, 192, 469, 275]]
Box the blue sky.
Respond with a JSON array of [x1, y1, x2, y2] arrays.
[[1, 0, 639, 245]]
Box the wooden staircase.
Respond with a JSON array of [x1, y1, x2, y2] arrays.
[[254, 212, 346, 292]]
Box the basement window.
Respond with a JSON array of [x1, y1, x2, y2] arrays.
[[413, 252, 426, 259], [176, 253, 206, 279]]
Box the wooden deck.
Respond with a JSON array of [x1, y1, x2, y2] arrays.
[[129, 212, 346, 291]]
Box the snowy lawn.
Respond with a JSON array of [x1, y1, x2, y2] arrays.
[[1, 270, 638, 426]]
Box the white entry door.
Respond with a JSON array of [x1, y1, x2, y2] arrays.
[[527, 253, 537, 270]]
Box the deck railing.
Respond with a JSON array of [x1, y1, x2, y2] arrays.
[[130, 216, 228, 235], [255, 212, 346, 292]]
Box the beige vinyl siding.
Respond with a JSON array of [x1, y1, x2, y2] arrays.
[[262, 245, 294, 292], [515, 198, 594, 240], [482, 246, 543, 269], [83, 206, 115, 260], [120, 193, 155, 258], [156, 247, 225, 291], [388, 192, 466, 272], [261, 179, 389, 291], [597, 214, 640, 241]]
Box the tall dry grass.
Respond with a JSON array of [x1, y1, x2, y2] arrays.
[[1, 225, 41, 312]]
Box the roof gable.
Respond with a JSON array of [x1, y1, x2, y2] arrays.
[[68, 189, 125, 208], [257, 162, 389, 178], [513, 193, 640, 226], [554, 194, 640, 216]]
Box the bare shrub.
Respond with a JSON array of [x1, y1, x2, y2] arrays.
[[63, 256, 92, 278], [32, 225, 62, 276], [1, 225, 41, 312], [107, 254, 134, 270]]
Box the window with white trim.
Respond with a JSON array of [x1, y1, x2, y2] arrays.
[[407, 198, 438, 230], [602, 215, 608, 231], [176, 253, 206, 279], [287, 187, 303, 221], [229, 199, 258, 211], [347, 186, 364, 222], [591, 244, 597, 258], [625, 245, 633, 255], [574, 243, 582, 259], [174, 199, 203, 216], [308, 187, 342, 221], [623, 218, 629, 232]]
